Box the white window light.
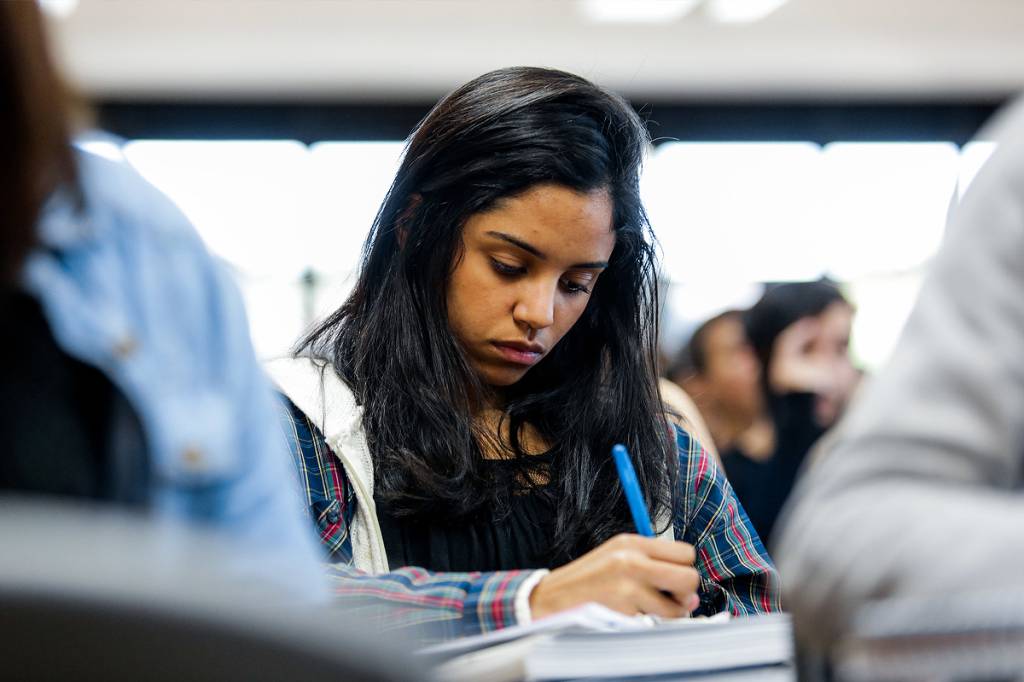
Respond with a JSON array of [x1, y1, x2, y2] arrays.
[[578, 0, 701, 24], [234, 276, 310, 361], [75, 139, 124, 163], [306, 141, 405, 277], [844, 273, 925, 372], [958, 141, 997, 200], [819, 142, 959, 280], [642, 141, 824, 284], [703, 0, 790, 24], [37, 0, 78, 19], [122, 140, 315, 281], [122, 139, 325, 359]]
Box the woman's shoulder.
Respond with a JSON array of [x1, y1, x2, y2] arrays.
[[265, 355, 335, 392], [268, 357, 374, 504], [264, 356, 361, 441], [671, 423, 704, 467], [671, 423, 724, 495], [659, 378, 719, 463]]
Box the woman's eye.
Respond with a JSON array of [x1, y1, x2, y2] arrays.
[[490, 258, 526, 277], [561, 279, 591, 296]]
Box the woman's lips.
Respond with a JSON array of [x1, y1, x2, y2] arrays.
[[491, 342, 544, 366]]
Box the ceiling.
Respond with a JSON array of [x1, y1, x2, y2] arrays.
[[45, 0, 1024, 102]]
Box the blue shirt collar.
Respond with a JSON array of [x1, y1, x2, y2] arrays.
[[36, 188, 96, 250]]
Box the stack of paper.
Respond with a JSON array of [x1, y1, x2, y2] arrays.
[[421, 604, 792, 681]]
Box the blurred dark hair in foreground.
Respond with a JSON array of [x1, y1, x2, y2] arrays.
[[0, 2, 79, 285]]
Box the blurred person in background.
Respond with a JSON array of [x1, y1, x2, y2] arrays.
[[776, 97, 1024, 653], [666, 310, 769, 467], [269, 66, 779, 638], [657, 375, 720, 462], [731, 281, 859, 544], [0, 2, 324, 599]]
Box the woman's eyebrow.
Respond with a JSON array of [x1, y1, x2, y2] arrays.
[[486, 230, 545, 259], [484, 230, 609, 269]]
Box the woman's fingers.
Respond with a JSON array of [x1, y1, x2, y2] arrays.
[[530, 535, 704, 620], [633, 556, 701, 600], [630, 584, 691, 618], [603, 533, 696, 565], [599, 536, 702, 610]]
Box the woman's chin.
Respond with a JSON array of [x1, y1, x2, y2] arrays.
[[478, 364, 530, 388]]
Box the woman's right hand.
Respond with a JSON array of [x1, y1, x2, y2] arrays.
[[768, 317, 831, 395], [529, 533, 701, 620], [769, 316, 860, 426]]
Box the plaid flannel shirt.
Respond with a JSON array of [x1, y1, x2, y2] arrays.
[[278, 396, 781, 637]]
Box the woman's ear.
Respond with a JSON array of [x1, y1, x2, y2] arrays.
[[396, 193, 422, 249]]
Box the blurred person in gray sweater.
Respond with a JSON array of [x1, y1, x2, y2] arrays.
[[775, 97, 1024, 652]]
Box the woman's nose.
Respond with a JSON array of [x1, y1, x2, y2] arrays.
[[512, 279, 556, 331]]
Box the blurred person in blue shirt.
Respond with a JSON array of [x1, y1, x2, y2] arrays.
[[0, 3, 325, 600]]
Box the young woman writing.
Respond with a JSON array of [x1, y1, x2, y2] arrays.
[[269, 67, 780, 636]]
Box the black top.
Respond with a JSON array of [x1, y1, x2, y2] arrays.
[[721, 391, 824, 546], [0, 289, 149, 504], [376, 453, 567, 572]]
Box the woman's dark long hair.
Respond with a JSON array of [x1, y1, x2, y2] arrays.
[[299, 67, 675, 558], [0, 2, 78, 285]]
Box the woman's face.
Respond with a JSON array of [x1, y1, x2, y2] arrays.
[[699, 316, 763, 422], [809, 301, 858, 425], [447, 183, 616, 387]]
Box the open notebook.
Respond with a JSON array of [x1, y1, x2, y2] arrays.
[[419, 604, 793, 681]]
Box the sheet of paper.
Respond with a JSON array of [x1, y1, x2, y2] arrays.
[[419, 603, 641, 658], [418, 602, 730, 659]]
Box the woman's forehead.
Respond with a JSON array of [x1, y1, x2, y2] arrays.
[[466, 185, 615, 262]]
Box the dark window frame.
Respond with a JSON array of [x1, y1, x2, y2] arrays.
[[97, 100, 1003, 146]]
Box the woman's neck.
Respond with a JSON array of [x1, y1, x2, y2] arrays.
[[476, 407, 551, 460]]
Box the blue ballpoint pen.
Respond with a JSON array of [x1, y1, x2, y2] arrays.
[[611, 443, 655, 537], [614, 444, 699, 614]]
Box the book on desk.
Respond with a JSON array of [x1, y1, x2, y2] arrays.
[[419, 603, 793, 681]]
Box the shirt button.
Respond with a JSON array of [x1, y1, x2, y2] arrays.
[[182, 447, 204, 470], [113, 335, 138, 359], [327, 509, 340, 524]]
